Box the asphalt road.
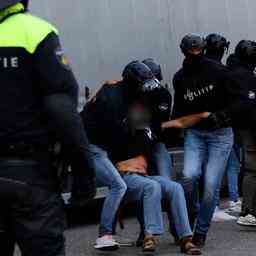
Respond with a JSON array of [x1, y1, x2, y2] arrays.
[[15, 211, 256, 256]]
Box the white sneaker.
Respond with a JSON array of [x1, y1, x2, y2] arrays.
[[94, 236, 120, 251], [212, 207, 237, 222], [237, 214, 256, 226], [226, 200, 242, 213]]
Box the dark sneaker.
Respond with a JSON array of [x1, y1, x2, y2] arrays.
[[192, 233, 206, 248], [136, 231, 145, 247], [143, 235, 157, 253]]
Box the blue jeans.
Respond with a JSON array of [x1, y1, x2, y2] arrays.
[[183, 128, 233, 235], [90, 145, 127, 236], [152, 143, 173, 179], [124, 174, 192, 238], [215, 145, 240, 205]]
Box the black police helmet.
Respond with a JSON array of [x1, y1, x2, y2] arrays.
[[122, 61, 160, 93], [206, 34, 230, 52], [180, 34, 206, 55], [205, 33, 230, 61], [142, 58, 163, 82], [235, 40, 256, 65]]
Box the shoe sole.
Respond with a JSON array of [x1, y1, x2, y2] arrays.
[[237, 222, 256, 227], [142, 250, 156, 256], [94, 245, 120, 251]]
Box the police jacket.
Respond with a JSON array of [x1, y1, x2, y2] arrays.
[[81, 81, 172, 163], [0, 4, 94, 178], [224, 56, 256, 128], [172, 56, 232, 128]]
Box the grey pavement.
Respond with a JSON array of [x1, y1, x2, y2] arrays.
[[15, 213, 256, 256]]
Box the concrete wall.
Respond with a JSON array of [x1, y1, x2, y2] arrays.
[[30, 0, 256, 106]]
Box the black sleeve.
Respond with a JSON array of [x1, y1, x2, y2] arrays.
[[172, 74, 184, 119], [33, 32, 79, 106], [199, 72, 254, 129], [222, 77, 256, 128], [33, 33, 95, 178], [150, 88, 172, 138], [154, 88, 172, 122], [43, 94, 95, 177], [133, 129, 156, 159]]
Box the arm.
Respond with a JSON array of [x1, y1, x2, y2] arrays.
[[162, 112, 211, 129], [33, 32, 96, 203]]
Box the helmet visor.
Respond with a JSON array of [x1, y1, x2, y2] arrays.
[[140, 79, 161, 92]]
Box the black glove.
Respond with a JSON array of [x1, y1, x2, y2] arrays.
[[69, 174, 96, 207], [197, 111, 232, 130]]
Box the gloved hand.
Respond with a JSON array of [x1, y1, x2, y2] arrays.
[[69, 174, 96, 207]]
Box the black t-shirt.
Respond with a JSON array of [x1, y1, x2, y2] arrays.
[[172, 57, 231, 120]]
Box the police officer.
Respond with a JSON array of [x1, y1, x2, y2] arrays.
[[205, 34, 242, 215], [225, 41, 256, 225], [0, 1, 96, 255], [171, 34, 234, 247], [81, 61, 166, 251]]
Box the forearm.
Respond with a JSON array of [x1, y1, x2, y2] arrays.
[[162, 112, 210, 129]]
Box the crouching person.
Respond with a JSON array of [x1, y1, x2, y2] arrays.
[[114, 92, 201, 254]]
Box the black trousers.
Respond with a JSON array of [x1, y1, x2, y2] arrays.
[[239, 130, 256, 216], [0, 231, 15, 256], [0, 158, 65, 256]]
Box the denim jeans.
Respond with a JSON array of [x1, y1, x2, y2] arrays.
[[152, 143, 173, 179], [215, 145, 240, 205], [124, 174, 192, 238], [183, 128, 233, 235], [90, 145, 127, 236]]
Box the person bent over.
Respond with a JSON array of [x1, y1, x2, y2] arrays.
[[115, 97, 201, 255]]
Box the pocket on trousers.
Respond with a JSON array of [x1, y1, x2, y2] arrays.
[[0, 177, 31, 203]]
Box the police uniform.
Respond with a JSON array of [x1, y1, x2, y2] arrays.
[[0, 2, 95, 255]]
